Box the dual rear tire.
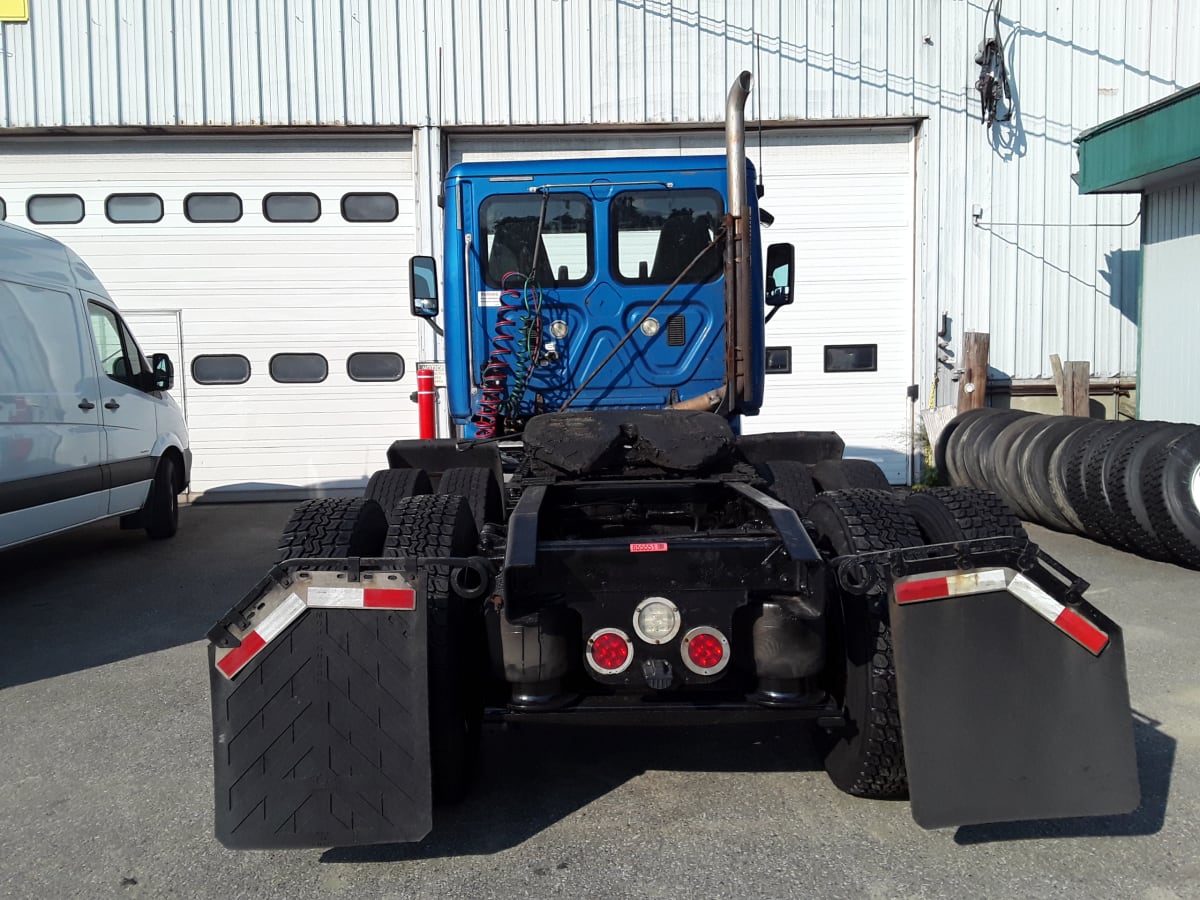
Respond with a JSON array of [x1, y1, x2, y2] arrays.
[[811, 485, 1021, 800], [277, 493, 483, 803]]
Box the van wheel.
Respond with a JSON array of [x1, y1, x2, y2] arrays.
[[145, 455, 179, 540]]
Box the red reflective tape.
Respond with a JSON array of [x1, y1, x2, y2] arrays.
[[363, 587, 416, 610], [894, 577, 950, 604], [216, 631, 267, 678], [1053, 607, 1109, 654], [630, 542, 669, 553]]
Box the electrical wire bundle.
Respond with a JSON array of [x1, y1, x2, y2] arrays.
[[472, 270, 544, 438], [500, 271, 544, 418], [975, 0, 1013, 127]]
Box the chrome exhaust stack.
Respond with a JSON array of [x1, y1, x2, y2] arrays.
[[724, 71, 753, 410]]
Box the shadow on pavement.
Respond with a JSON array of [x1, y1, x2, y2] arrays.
[[321, 719, 823, 862], [0, 502, 296, 688], [953, 711, 1174, 844]]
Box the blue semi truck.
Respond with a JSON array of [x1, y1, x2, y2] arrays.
[[207, 73, 1140, 848]]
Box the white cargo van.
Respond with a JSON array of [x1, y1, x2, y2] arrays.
[[0, 221, 190, 550]]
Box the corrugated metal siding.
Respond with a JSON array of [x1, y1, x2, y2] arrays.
[[2, 0, 1198, 384], [1139, 182, 1200, 423]]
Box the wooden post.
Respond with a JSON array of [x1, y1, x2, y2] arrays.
[[957, 331, 990, 414], [1061, 361, 1091, 417], [1050, 354, 1090, 416]]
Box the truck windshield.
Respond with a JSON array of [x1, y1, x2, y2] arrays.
[[611, 189, 724, 285], [481, 192, 593, 287]]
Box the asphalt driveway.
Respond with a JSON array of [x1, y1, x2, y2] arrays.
[[0, 502, 1196, 899]]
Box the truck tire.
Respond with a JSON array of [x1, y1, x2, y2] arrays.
[[385, 494, 484, 803], [1017, 417, 1088, 532], [1073, 422, 1129, 545], [365, 468, 433, 522], [904, 487, 1026, 544], [760, 460, 817, 514], [144, 454, 180, 540], [812, 458, 891, 492], [1047, 421, 1101, 534], [1111, 424, 1192, 561], [276, 497, 388, 563], [808, 489, 923, 800], [1059, 421, 1115, 540], [958, 410, 1032, 491], [1140, 428, 1200, 568], [935, 408, 993, 487], [436, 466, 504, 531], [989, 415, 1048, 521]]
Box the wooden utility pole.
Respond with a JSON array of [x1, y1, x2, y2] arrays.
[[957, 331, 990, 414]]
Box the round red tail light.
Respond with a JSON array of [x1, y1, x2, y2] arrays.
[[587, 629, 633, 674], [682, 627, 730, 675]]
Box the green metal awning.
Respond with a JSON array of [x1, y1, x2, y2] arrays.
[[1076, 83, 1200, 194]]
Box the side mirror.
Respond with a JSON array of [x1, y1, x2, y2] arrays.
[[151, 353, 175, 392], [765, 243, 795, 309], [409, 256, 440, 318]]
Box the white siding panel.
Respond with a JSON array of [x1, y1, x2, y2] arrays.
[[1140, 184, 1200, 423], [2, 136, 418, 494], [3, 0, 1198, 398]]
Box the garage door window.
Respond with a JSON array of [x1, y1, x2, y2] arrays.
[[480, 192, 592, 287], [264, 193, 321, 223], [347, 352, 405, 382], [765, 346, 792, 374], [342, 193, 399, 222], [192, 354, 251, 385], [824, 344, 877, 373], [269, 353, 328, 383], [611, 189, 723, 285], [106, 193, 164, 224], [28, 194, 85, 225], [185, 193, 242, 223]]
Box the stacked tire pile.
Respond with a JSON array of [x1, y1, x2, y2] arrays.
[[935, 408, 1200, 567]]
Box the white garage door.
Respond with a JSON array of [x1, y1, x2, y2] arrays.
[[450, 128, 915, 482], [1, 136, 419, 495]]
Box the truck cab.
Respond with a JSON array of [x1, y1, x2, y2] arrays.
[[422, 155, 787, 435]]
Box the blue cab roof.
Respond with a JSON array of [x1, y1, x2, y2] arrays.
[[446, 154, 754, 182]]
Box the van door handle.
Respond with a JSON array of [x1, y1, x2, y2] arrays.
[[104, 400, 121, 411], [78, 399, 96, 411]]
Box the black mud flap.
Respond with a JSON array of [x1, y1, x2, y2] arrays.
[[881, 544, 1140, 828], [208, 566, 432, 849]]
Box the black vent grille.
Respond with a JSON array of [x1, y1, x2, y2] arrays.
[[666, 314, 687, 347]]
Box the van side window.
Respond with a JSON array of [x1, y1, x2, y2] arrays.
[[87, 302, 149, 388], [0, 279, 92, 395]]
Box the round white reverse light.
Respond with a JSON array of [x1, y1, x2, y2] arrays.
[[634, 596, 681, 644], [640, 317, 661, 337]]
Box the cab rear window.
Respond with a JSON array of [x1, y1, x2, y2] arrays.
[[480, 192, 593, 288], [611, 189, 723, 285]]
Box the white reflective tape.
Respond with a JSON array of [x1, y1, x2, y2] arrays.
[[307, 586, 367, 608], [255, 592, 307, 642], [945, 569, 1009, 595], [1007, 573, 1065, 624]]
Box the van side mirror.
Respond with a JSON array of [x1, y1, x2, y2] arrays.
[[410, 256, 440, 319], [765, 243, 795, 310], [151, 353, 175, 392]]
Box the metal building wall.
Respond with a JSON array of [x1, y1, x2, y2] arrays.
[[2, 0, 1198, 389], [1138, 181, 1200, 423]]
